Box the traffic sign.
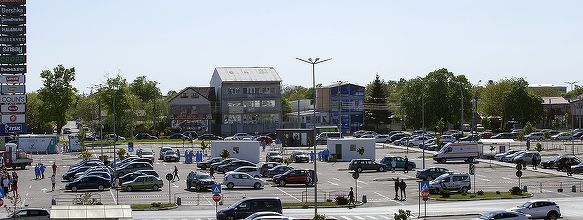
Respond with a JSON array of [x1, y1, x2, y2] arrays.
[[420, 181, 429, 191], [213, 193, 221, 202], [211, 184, 222, 194], [128, 142, 133, 152], [469, 164, 475, 175], [516, 163, 522, 170], [0, 198, 3, 206], [421, 190, 430, 201], [516, 170, 523, 178], [165, 173, 173, 181], [352, 172, 359, 180]]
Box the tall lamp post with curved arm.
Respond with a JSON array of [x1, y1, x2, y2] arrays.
[[295, 57, 331, 215]]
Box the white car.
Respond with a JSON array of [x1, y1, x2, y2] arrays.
[[231, 166, 261, 178], [472, 210, 531, 220], [439, 135, 456, 143], [551, 132, 572, 140], [408, 136, 432, 147], [524, 132, 544, 140], [509, 200, 561, 220], [223, 172, 265, 189], [374, 134, 391, 143]]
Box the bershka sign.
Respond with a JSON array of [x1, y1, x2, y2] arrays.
[[1, 85, 24, 93], [0, 46, 25, 54], [0, 94, 25, 103], [1, 114, 24, 123], [3, 124, 26, 133], [1, 104, 24, 113], [1, 75, 24, 83], [0, 0, 26, 5], [0, 65, 26, 73], [0, 6, 25, 15], [0, 16, 25, 25], [0, 36, 25, 44]]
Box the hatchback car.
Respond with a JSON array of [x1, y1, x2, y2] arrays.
[[495, 150, 520, 161], [232, 166, 261, 178], [380, 155, 416, 170], [211, 158, 240, 171], [186, 171, 216, 191], [428, 173, 471, 193], [259, 162, 281, 177], [571, 162, 583, 174], [272, 169, 316, 186], [524, 132, 545, 140], [163, 150, 179, 162], [121, 175, 163, 191], [159, 147, 173, 160], [198, 157, 224, 170], [415, 167, 450, 181], [509, 200, 561, 220], [65, 176, 111, 192], [554, 156, 581, 171], [223, 172, 265, 189], [541, 155, 560, 169], [551, 132, 572, 140], [290, 151, 309, 163], [471, 210, 531, 220], [267, 165, 293, 177], [266, 151, 283, 162], [4, 208, 50, 219], [348, 159, 387, 172]]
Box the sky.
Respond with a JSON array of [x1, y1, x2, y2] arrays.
[[24, 1, 583, 95]]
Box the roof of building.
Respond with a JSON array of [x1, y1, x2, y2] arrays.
[[321, 81, 364, 88], [213, 67, 282, 83], [529, 84, 567, 88], [542, 96, 569, 105], [167, 87, 216, 102]]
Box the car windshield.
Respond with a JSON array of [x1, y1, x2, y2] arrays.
[[268, 152, 279, 156], [199, 174, 212, 179], [295, 152, 306, 156], [518, 201, 532, 208], [478, 212, 496, 219], [141, 151, 153, 155], [282, 169, 293, 175]]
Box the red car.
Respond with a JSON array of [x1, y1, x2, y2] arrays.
[[480, 132, 494, 139], [255, 136, 273, 144], [272, 169, 316, 186]]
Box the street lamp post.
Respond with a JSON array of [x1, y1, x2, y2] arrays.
[[296, 57, 331, 215], [112, 85, 119, 204], [422, 79, 425, 169], [565, 81, 578, 155]]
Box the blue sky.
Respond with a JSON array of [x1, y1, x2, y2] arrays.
[[26, 1, 582, 94]]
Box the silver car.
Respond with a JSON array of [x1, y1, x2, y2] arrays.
[[510, 200, 561, 220]]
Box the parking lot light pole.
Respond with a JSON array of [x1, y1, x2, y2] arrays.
[[565, 81, 578, 155], [422, 78, 425, 169], [296, 57, 331, 215]]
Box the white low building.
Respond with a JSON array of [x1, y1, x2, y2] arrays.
[[327, 138, 375, 162], [210, 141, 260, 163]]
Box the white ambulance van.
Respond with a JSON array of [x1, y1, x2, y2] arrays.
[[432, 142, 479, 163]]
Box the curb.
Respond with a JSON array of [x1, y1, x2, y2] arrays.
[[132, 205, 179, 211], [418, 213, 481, 218], [431, 194, 533, 201], [283, 203, 364, 209]]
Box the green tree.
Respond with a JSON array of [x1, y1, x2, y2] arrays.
[[116, 148, 128, 160], [481, 117, 491, 130], [129, 76, 161, 102], [552, 118, 561, 130], [98, 74, 132, 136], [357, 147, 365, 158], [71, 95, 96, 126], [25, 92, 53, 133], [535, 143, 544, 152], [283, 157, 293, 166], [220, 149, 230, 159], [523, 122, 534, 135], [78, 150, 93, 161], [564, 85, 583, 98], [435, 118, 445, 134], [530, 87, 561, 97], [480, 79, 513, 129], [281, 97, 293, 121], [394, 209, 411, 220], [38, 64, 77, 135], [502, 79, 545, 127], [365, 74, 392, 130]]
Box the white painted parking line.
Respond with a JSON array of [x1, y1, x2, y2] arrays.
[[274, 186, 302, 202], [380, 216, 391, 219], [501, 177, 513, 181], [328, 181, 339, 186], [480, 178, 491, 182], [367, 216, 378, 219], [333, 178, 340, 181], [357, 180, 369, 185], [354, 216, 365, 220], [340, 216, 351, 220]]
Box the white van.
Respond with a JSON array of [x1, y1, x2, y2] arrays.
[[432, 142, 479, 163], [315, 132, 341, 144]]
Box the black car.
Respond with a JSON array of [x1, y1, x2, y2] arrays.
[[541, 155, 560, 169], [291, 151, 310, 163], [266, 151, 283, 162], [135, 133, 158, 140], [186, 171, 217, 191], [169, 133, 188, 139], [554, 156, 581, 171], [211, 158, 239, 171], [348, 159, 387, 172], [198, 134, 223, 140], [5, 208, 50, 219], [182, 131, 199, 139], [163, 151, 179, 162], [118, 172, 147, 185], [63, 166, 94, 181], [65, 176, 111, 192], [268, 165, 294, 177], [415, 167, 450, 181], [259, 162, 280, 177], [197, 157, 223, 170], [389, 133, 409, 142], [459, 134, 480, 141], [491, 132, 514, 139], [218, 160, 256, 173]]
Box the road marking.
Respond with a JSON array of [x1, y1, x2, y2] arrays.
[[380, 216, 391, 219], [172, 182, 180, 188], [357, 180, 369, 185], [274, 186, 301, 202], [333, 178, 340, 181], [354, 216, 365, 220], [367, 216, 378, 219], [328, 181, 339, 186], [501, 177, 513, 181], [204, 196, 213, 205], [340, 216, 351, 220], [110, 189, 117, 204], [480, 178, 491, 182]]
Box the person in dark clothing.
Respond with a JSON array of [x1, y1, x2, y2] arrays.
[[399, 179, 407, 201], [404, 156, 409, 173], [393, 177, 400, 200], [566, 159, 572, 176], [210, 166, 215, 178], [348, 187, 355, 207]]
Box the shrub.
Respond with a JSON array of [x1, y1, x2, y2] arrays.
[[470, 194, 476, 198], [335, 196, 348, 205], [461, 192, 467, 196], [394, 209, 411, 220], [509, 186, 522, 195], [477, 190, 484, 195], [496, 191, 501, 194], [151, 202, 161, 207], [312, 213, 326, 220], [439, 190, 451, 198]]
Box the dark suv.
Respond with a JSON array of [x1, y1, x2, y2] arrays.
[[216, 197, 282, 220], [135, 133, 158, 140], [186, 171, 216, 191], [266, 151, 283, 162], [259, 162, 280, 177], [272, 169, 316, 186], [554, 155, 581, 172], [348, 159, 387, 172]]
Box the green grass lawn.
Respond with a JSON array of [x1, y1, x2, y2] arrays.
[[430, 192, 530, 200], [130, 203, 176, 210], [282, 201, 361, 207]]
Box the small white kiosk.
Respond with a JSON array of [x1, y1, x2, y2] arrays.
[[327, 138, 375, 162], [211, 141, 260, 163]]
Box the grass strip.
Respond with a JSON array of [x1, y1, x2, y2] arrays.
[[520, 174, 562, 179], [430, 192, 530, 200], [131, 203, 176, 210], [282, 201, 361, 207]]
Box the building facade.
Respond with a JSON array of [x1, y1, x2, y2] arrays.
[[167, 87, 216, 134], [317, 82, 365, 134], [210, 67, 283, 135]]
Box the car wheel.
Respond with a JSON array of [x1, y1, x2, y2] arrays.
[[408, 165, 413, 171], [561, 167, 567, 172], [357, 167, 363, 173], [72, 186, 78, 192], [440, 158, 447, 163], [279, 180, 287, 187], [227, 182, 235, 189], [426, 176, 433, 181], [69, 176, 75, 181], [466, 157, 474, 163], [126, 186, 133, 192], [254, 182, 262, 189], [186, 183, 191, 189], [460, 186, 468, 194], [226, 215, 235, 220], [378, 166, 385, 172], [98, 185, 104, 191], [262, 171, 269, 177], [547, 212, 559, 220], [200, 165, 207, 170], [575, 169, 580, 174], [196, 184, 202, 191], [152, 185, 159, 191]]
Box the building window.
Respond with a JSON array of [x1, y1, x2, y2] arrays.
[[261, 100, 275, 108], [191, 93, 199, 98], [180, 93, 189, 98], [350, 144, 356, 151], [227, 88, 241, 94]]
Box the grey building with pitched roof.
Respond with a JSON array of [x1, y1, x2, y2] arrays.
[[167, 87, 217, 133], [210, 67, 283, 135]]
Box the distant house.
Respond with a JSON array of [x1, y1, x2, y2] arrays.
[[167, 87, 216, 133], [570, 95, 583, 129], [542, 97, 571, 128]]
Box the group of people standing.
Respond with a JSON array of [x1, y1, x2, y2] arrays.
[[0, 168, 18, 198], [183, 150, 204, 164]]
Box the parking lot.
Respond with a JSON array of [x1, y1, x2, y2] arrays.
[[11, 139, 583, 214]]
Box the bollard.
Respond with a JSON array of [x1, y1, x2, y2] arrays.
[[51, 198, 56, 205], [176, 197, 181, 206], [523, 185, 528, 193], [362, 194, 367, 203], [573, 185, 577, 193]]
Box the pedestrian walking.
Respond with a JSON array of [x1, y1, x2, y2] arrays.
[[348, 187, 355, 207], [310, 151, 315, 162], [173, 165, 179, 181], [52, 162, 57, 175], [40, 163, 46, 179], [11, 172, 17, 197], [209, 166, 214, 178], [262, 140, 267, 151], [404, 156, 409, 173], [391, 158, 397, 173], [526, 139, 531, 150], [393, 177, 400, 200], [177, 149, 181, 162], [2, 176, 9, 197], [51, 174, 56, 191], [399, 179, 407, 201]]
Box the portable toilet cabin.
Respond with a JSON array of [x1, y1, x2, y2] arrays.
[[211, 141, 260, 164], [327, 138, 375, 162]]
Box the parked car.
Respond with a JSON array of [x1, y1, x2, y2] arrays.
[[63, 128, 72, 134], [471, 210, 531, 220], [226, 133, 253, 140], [182, 131, 199, 139], [121, 175, 163, 191], [255, 136, 273, 144], [198, 157, 224, 170], [495, 150, 520, 161], [554, 155, 581, 171], [111, 156, 140, 168], [392, 136, 409, 146], [163, 150, 179, 162], [541, 155, 560, 169], [348, 159, 387, 173], [169, 133, 188, 139], [571, 162, 583, 174], [513, 151, 541, 164], [3, 208, 50, 219], [408, 136, 432, 147], [69, 159, 103, 170], [135, 133, 158, 140], [138, 149, 155, 163], [416, 167, 450, 181], [438, 135, 456, 143], [119, 172, 147, 185], [198, 134, 223, 140], [73, 166, 113, 179], [231, 166, 261, 178], [267, 165, 294, 177], [223, 172, 265, 189], [501, 151, 525, 162], [159, 147, 173, 160], [491, 132, 513, 139], [389, 133, 409, 142], [479, 132, 494, 139], [428, 173, 471, 193], [75, 171, 111, 182], [259, 162, 280, 177], [509, 200, 561, 220], [63, 166, 95, 181], [115, 162, 154, 178], [373, 134, 391, 143], [136, 170, 159, 177], [186, 171, 216, 191], [573, 131, 583, 139], [272, 169, 316, 186], [551, 132, 573, 140], [524, 132, 545, 140], [380, 155, 416, 170], [459, 134, 480, 141], [315, 132, 341, 144], [65, 176, 111, 192], [108, 134, 126, 141], [290, 151, 309, 163], [266, 151, 283, 162], [211, 158, 240, 171], [243, 212, 284, 220], [216, 197, 282, 220], [218, 160, 257, 173]]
